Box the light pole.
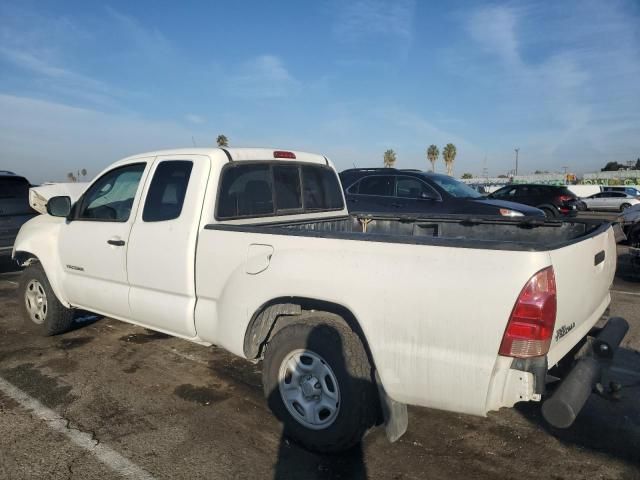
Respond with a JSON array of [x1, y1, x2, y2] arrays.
[[514, 148, 519, 176]]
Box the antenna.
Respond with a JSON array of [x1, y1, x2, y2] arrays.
[[191, 136, 197, 147]]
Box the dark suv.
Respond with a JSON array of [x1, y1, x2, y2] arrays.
[[339, 169, 544, 217], [0, 172, 37, 258], [487, 184, 580, 218]]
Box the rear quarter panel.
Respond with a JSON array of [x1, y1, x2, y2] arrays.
[[195, 229, 552, 416]]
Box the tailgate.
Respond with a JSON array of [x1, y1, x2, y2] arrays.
[[547, 225, 616, 365]]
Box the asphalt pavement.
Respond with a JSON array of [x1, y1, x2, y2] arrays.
[[0, 217, 639, 479]]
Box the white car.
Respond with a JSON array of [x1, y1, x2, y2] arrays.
[[582, 191, 640, 211], [12, 148, 628, 452]]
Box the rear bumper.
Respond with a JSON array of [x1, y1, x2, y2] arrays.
[[541, 316, 629, 428]]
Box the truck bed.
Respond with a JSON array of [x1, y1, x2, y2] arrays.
[[207, 214, 609, 252]]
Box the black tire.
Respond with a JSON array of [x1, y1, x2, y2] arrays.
[[541, 207, 556, 219], [19, 263, 74, 336], [620, 203, 632, 212], [262, 314, 379, 453]]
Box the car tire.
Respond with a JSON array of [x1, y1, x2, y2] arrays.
[[19, 263, 74, 336], [620, 203, 632, 212], [541, 207, 556, 219], [262, 313, 379, 453]]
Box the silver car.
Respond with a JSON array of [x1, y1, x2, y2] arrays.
[[582, 191, 640, 212]]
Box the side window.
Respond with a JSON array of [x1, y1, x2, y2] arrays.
[[273, 165, 302, 212], [217, 164, 274, 219], [78, 163, 145, 222], [494, 187, 516, 198], [358, 176, 395, 196], [302, 166, 344, 210], [142, 161, 193, 222], [396, 177, 438, 199]]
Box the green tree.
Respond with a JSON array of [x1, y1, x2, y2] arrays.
[[383, 149, 397, 168], [427, 145, 439, 172], [461, 173, 473, 179], [216, 134, 229, 147], [635, 158, 640, 170], [442, 143, 457, 176]]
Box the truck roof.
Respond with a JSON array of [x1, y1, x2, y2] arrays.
[[120, 147, 330, 166]]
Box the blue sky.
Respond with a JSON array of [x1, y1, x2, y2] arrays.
[[1, 0, 639, 182]]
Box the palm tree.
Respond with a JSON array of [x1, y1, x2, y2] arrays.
[[427, 145, 439, 172], [66, 172, 77, 183], [216, 134, 229, 147], [383, 149, 397, 168], [442, 143, 457, 176]]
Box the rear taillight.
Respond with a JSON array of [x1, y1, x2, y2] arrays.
[[556, 194, 573, 203], [273, 150, 296, 159], [499, 267, 557, 358]]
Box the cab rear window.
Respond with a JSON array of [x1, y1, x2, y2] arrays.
[[216, 163, 344, 220]]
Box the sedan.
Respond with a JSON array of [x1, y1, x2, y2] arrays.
[[582, 192, 640, 212], [339, 169, 545, 218]]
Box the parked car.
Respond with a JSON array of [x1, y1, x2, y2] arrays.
[[487, 184, 581, 218], [616, 203, 640, 244], [13, 148, 626, 452], [582, 191, 640, 212], [339, 168, 544, 217], [0, 171, 37, 258]]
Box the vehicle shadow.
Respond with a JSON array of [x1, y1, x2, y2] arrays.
[[268, 324, 370, 480], [516, 346, 640, 466]]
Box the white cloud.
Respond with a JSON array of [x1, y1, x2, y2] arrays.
[[333, 0, 415, 42], [225, 55, 300, 98], [0, 94, 211, 183], [459, 1, 640, 172], [185, 113, 205, 125]]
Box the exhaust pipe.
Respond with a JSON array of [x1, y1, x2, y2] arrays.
[[541, 317, 629, 428], [541, 357, 601, 428]]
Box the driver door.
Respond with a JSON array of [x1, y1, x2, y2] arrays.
[[58, 160, 151, 319]]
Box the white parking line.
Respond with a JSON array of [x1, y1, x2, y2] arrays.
[[0, 376, 156, 480], [611, 289, 640, 297]]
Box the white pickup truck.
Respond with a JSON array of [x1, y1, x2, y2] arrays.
[[12, 148, 629, 452]]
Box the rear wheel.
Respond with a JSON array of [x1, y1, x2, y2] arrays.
[[262, 314, 379, 452], [541, 207, 556, 219], [19, 264, 74, 336], [620, 203, 632, 212]]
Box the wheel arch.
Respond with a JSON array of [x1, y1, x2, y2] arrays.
[[14, 250, 70, 308], [244, 297, 377, 369]]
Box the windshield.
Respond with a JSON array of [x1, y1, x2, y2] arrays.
[[429, 174, 482, 198]]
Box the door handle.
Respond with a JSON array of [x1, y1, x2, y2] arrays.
[[391, 203, 403, 208], [107, 239, 126, 246]]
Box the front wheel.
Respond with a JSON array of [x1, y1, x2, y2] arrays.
[[19, 264, 74, 336], [262, 314, 379, 453]]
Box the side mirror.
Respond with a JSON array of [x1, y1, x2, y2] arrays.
[[46, 196, 72, 217], [419, 192, 436, 200]]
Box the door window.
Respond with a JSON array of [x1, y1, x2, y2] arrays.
[[493, 187, 517, 198], [142, 161, 193, 222], [78, 163, 145, 222], [396, 177, 438, 199], [358, 176, 395, 196]]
